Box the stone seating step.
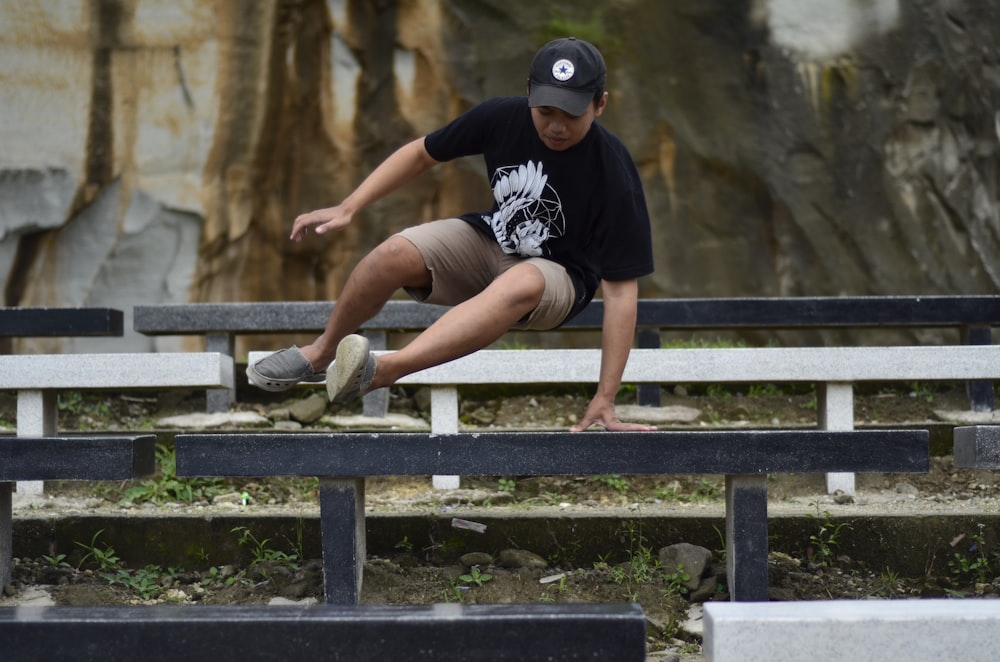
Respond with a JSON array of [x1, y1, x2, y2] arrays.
[[0, 306, 123, 337], [954, 425, 1000, 469], [175, 429, 928, 603], [0, 352, 232, 496], [0, 603, 647, 662], [704, 599, 1000, 662], [251, 344, 997, 494], [0, 434, 156, 589], [0, 353, 234, 391], [139, 296, 1000, 414]]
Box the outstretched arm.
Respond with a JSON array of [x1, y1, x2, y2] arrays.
[[570, 278, 657, 432], [290, 137, 440, 241]]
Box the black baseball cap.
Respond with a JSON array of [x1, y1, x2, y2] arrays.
[[528, 37, 607, 116]]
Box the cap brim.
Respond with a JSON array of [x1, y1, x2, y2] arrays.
[[528, 84, 592, 116]]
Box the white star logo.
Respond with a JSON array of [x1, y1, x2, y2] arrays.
[[551, 59, 575, 82]]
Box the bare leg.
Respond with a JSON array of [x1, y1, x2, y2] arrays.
[[369, 262, 545, 389], [298, 236, 431, 370]]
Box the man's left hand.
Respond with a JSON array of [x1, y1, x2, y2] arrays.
[[569, 399, 657, 432]]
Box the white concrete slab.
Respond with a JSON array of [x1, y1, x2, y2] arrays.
[[704, 600, 1000, 662], [0, 353, 234, 390], [250, 345, 1000, 386]]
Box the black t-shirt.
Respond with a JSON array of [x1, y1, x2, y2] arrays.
[[423, 96, 654, 322]]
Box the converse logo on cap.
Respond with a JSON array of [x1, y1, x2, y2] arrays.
[[551, 59, 575, 82]]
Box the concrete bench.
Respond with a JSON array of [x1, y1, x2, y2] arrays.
[[703, 599, 1000, 662], [174, 428, 928, 604], [0, 434, 156, 588], [953, 425, 1000, 469], [0, 352, 233, 494], [252, 344, 998, 493], [0, 603, 647, 662], [135, 295, 1000, 413], [0, 306, 124, 339]]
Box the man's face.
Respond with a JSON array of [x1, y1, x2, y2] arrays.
[[530, 92, 607, 152]]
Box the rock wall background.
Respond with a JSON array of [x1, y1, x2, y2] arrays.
[[2, 0, 999, 353]]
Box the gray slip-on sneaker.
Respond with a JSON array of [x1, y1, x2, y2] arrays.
[[326, 334, 376, 403], [246, 346, 327, 392]]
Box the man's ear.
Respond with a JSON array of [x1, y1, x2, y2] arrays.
[[594, 91, 608, 117]]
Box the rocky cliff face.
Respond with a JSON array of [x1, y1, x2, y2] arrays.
[[2, 0, 998, 352]]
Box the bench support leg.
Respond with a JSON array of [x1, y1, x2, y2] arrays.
[[16, 390, 56, 495], [636, 329, 662, 407], [362, 332, 390, 418], [319, 477, 365, 604], [206, 333, 235, 414], [818, 382, 856, 495], [431, 386, 460, 490], [0, 482, 11, 588], [725, 474, 769, 601], [964, 325, 995, 412]]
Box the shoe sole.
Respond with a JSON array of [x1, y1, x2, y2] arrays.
[[246, 352, 327, 392], [327, 335, 371, 402], [246, 364, 298, 392]]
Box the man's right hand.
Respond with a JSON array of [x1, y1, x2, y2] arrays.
[[290, 205, 354, 242]]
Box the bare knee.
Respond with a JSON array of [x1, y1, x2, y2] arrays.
[[495, 263, 546, 311], [364, 236, 431, 287], [369, 235, 420, 263]]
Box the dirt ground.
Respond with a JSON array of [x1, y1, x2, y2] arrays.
[[3, 382, 1000, 659]]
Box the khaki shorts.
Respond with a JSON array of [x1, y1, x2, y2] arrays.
[[397, 218, 575, 330]]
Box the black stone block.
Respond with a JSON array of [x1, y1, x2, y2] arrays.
[[0, 603, 647, 662], [175, 429, 929, 478], [0, 307, 123, 337], [954, 425, 1000, 469], [0, 435, 156, 481]]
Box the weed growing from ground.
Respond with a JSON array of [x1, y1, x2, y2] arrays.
[[75, 529, 122, 572], [120, 443, 227, 505], [806, 503, 851, 566], [747, 383, 784, 397], [907, 381, 936, 404], [232, 526, 300, 575], [691, 478, 721, 501], [443, 578, 466, 602], [103, 564, 181, 601], [459, 565, 493, 588], [595, 474, 630, 494], [594, 522, 690, 602], [652, 478, 722, 504], [712, 525, 727, 563], [57, 392, 112, 429], [200, 566, 234, 588], [948, 523, 1000, 585], [539, 572, 575, 603], [41, 553, 72, 569], [705, 385, 732, 400], [876, 566, 901, 597], [73, 530, 186, 601]]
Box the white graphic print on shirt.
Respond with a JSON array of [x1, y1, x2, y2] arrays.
[[484, 161, 565, 257]]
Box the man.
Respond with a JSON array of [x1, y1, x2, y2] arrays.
[[248, 37, 656, 432]]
